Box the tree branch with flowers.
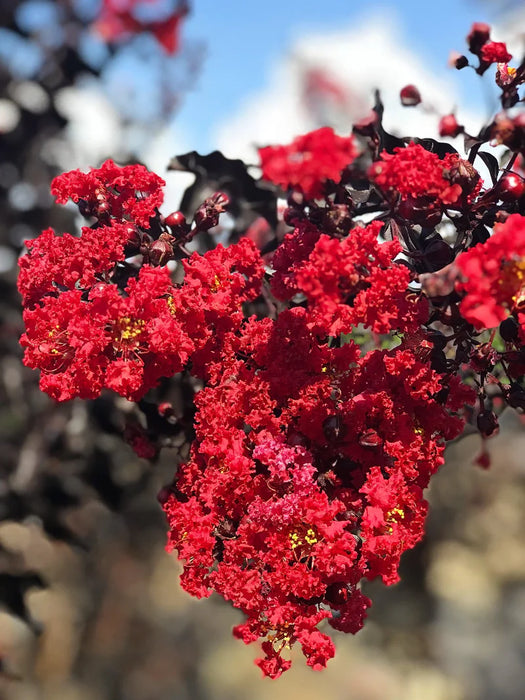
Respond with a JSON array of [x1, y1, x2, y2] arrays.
[[17, 21, 525, 678]]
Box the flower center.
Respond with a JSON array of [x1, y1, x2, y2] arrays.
[[115, 316, 145, 344], [289, 526, 318, 551]]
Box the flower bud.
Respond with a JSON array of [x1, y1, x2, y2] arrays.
[[124, 225, 142, 256], [444, 157, 480, 198], [139, 233, 153, 256], [439, 114, 463, 138], [476, 410, 499, 437], [158, 401, 174, 417], [194, 192, 230, 231], [164, 211, 186, 228], [508, 385, 525, 410], [498, 173, 525, 201], [400, 84, 421, 107], [499, 316, 519, 342], [490, 114, 524, 151], [149, 233, 174, 266], [466, 22, 491, 54], [157, 486, 173, 505], [358, 428, 383, 449], [449, 52, 469, 70]]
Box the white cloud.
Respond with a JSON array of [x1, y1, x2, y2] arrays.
[[213, 13, 483, 163]]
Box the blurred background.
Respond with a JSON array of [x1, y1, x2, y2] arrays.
[[1, 1, 525, 698]]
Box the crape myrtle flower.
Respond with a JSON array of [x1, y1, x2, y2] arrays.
[[51, 159, 166, 227], [456, 213, 525, 336], [20, 266, 194, 401], [258, 126, 357, 199], [17, 223, 132, 307], [480, 41, 513, 66], [19, 21, 525, 675], [94, 0, 189, 55], [162, 272, 472, 675], [369, 142, 481, 209], [291, 221, 429, 335]]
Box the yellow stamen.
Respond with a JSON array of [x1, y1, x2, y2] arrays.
[[116, 317, 145, 342], [289, 526, 318, 550]]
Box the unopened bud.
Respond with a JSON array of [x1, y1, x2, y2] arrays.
[[194, 192, 230, 231], [467, 22, 491, 54], [449, 52, 469, 70], [358, 428, 383, 449], [508, 385, 525, 410], [149, 233, 174, 266], [476, 410, 499, 437], [499, 316, 519, 342], [498, 173, 525, 201], [439, 114, 463, 138], [164, 211, 186, 228], [124, 225, 142, 256], [400, 84, 421, 107], [157, 486, 173, 505]]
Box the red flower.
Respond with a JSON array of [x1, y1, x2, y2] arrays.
[[51, 159, 165, 227], [21, 266, 194, 401], [259, 127, 357, 199], [456, 213, 525, 333], [369, 143, 481, 208], [94, 0, 188, 54], [480, 41, 513, 65], [291, 221, 428, 335], [439, 114, 463, 138], [18, 223, 131, 307]]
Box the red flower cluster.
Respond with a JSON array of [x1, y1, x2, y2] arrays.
[[19, 160, 264, 401], [369, 142, 481, 208], [18, 19, 525, 678], [259, 126, 357, 199], [94, 0, 188, 54], [459, 22, 516, 78], [481, 41, 513, 66], [456, 214, 525, 336], [161, 216, 471, 676], [51, 158, 165, 227]]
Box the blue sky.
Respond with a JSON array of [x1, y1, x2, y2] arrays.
[[177, 0, 498, 151]]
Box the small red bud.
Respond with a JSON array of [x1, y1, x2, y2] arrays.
[[498, 173, 525, 201], [466, 22, 491, 54], [449, 51, 469, 70], [358, 428, 383, 449], [194, 192, 230, 231], [158, 402, 175, 417], [477, 410, 499, 437], [400, 84, 421, 107], [157, 486, 173, 505], [164, 211, 186, 228], [439, 114, 463, 138], [149, 233, 174, 266]]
